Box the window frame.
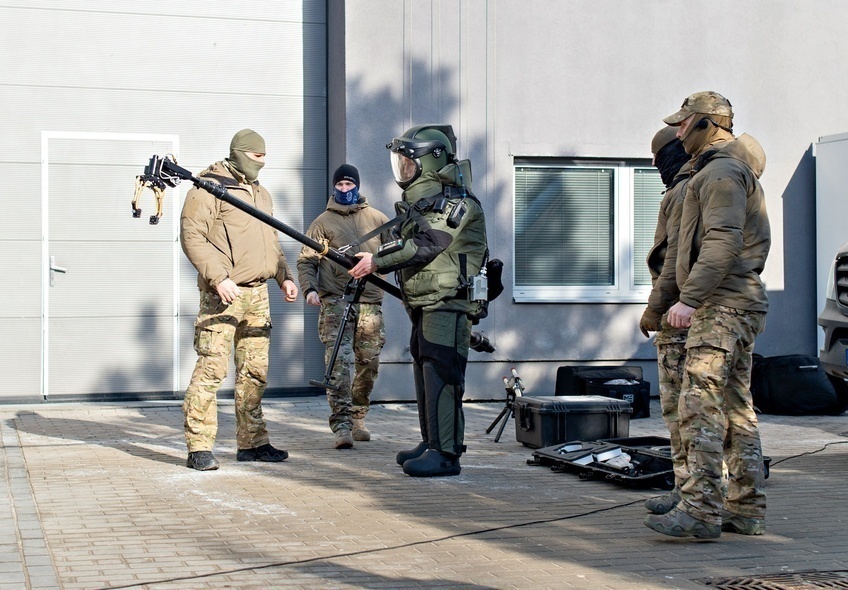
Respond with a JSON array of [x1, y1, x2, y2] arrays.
[[512, 157, 660, 304]]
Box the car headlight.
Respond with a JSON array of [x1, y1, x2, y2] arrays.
[[826, 257, 837, 301]]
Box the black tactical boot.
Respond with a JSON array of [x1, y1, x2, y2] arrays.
[[236, 443, 289, 462], [395, 441, 429, 466], [186, 451, 219, 471], [402, 449, 461, 477]]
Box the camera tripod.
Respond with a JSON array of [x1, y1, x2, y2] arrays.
[[308, 278, 367, 391], [486, 368, 525, 442]]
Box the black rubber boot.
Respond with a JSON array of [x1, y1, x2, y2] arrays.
[[236, 443, 289, 462], [396, 441, 429, 466], [401, 449, 461, 477], [186, 451, 220, 471]]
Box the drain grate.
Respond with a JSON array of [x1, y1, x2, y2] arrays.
[[701, 570, 848, 589]]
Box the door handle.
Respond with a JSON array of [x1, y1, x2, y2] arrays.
[[49, 255, 67, 286]]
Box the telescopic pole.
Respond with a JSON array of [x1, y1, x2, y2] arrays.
[[155, 156, 402, 300]]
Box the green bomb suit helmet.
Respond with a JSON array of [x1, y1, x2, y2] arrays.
[[387, 124, 458, 189]]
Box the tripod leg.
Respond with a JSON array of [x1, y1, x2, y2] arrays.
[[308, 305, 353, 391], [493, 407, 514, 443], [309, 279, 366, 391], [485, 406, 509, 434]]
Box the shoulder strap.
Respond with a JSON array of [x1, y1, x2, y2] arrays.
[[203, 173, 240, 188], [340, 213, 405, 252]]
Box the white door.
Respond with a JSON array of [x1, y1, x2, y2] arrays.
[[43, 133, 180, 400]]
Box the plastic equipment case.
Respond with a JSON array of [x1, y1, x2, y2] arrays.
[[555, 365, 651, 419], [529, 438, 675, 489], [584, 380, 651, 419], [514, 395, 632, 449]]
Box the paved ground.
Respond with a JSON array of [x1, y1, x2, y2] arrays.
[[0, 395, 846, 590]]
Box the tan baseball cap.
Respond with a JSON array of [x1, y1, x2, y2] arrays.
[[651, 126, 680, 155], [663, 91, 733, 125]]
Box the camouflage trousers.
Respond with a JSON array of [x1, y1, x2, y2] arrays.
[[654, 317, 689, 488], [183, 284, 272, 453], [678, 303, 767, 524], [318, 298, 385, 432]]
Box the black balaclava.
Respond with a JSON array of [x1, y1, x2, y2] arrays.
[[655, 139, 689, 188], [228, 129, 266, 183]]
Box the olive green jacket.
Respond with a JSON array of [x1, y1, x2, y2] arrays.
[[676, 134, 770, 312], [180, 161, 293, 292], [297, 197, 390, 304], [375, 160, 488, 313]]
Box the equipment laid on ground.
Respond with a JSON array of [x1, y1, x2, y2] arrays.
[[555, 365, 651, 419], [486, 368, 524, 443], [529, 435, 771, 489], [528, 436, 674, 489], [514, 395, 631, 449]]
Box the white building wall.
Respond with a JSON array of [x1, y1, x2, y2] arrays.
[[2, 0, 842, 404], [341, 0, 840, 399], [0, 1, 328, 401]]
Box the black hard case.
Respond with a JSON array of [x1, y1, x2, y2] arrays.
[[555, 365, 644, 395], [584, 380, 651, 419], [514, 395, 632, 449]]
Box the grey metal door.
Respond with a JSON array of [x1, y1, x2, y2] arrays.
[[44, 133, 180, 400]]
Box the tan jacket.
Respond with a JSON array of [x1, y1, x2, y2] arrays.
[[297, 197, 390, 304], [646, 163, 691, 314], [676, 134, 770, 312], [180, 161, 293, 292]]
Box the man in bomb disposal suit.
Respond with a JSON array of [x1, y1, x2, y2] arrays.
[[180, 129, 299, 471], [297, 164, 389, 450], [644, 92, 770, 539], [639, 127, 693, 515], [349, 124, 488, 477]]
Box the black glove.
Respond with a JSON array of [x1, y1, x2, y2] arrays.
[[639, 307, 663, 338]]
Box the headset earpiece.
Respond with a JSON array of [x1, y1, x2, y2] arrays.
[[695, 117, 711, 130]]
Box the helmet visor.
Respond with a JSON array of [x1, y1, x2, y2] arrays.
[[390, 151, 420, 185]]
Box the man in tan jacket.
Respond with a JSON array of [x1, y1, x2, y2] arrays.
[[180, 129, 298, 471], [645, 92, 770, 540], [297, 164, 389, 450]]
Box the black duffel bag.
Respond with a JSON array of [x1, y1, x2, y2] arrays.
[[750, 354, 846, 415]]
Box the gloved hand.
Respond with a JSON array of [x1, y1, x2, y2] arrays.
[[639, 307, 663, 338]]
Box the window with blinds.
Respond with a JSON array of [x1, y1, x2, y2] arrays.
[[514, 159, 663, 302], [633, 168, 666, 286]]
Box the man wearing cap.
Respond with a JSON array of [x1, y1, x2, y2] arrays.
[[180, 129, 299, 471], [297, 164, 390, 449], [639, 126, 692, 516], [644, 92, 771, 540]]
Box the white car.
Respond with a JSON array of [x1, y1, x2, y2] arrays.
[[818, 240, 848, 380]]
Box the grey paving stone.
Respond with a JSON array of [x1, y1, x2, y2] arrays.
[[0, 399, 845, 588]]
